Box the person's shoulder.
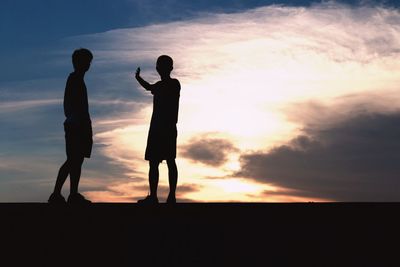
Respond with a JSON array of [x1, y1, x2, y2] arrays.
[[68, 71, 77, 78], [152, 80, 162, 90], [67, 72, 78, 83], [171, 78, 180, 84], [171, 78, 180, 89], [65, 72, 75, 87]]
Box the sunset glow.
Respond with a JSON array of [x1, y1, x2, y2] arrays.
[[1, 1, 400, 202]]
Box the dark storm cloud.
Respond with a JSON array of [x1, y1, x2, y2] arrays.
[[237, 108, 400, 201], [180, 137, 238, 167]]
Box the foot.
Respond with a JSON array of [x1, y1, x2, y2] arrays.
[[67, 193, 91, 205], [48, 192, 66, 205], [166, 194, 176, 204], [137, 195, 158, 205]]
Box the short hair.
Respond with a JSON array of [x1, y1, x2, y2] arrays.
[[72, 48, 93, 69], [156, 55, 173, 71]]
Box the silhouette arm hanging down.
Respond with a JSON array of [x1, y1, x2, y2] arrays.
[[135, 67, 156, 92]]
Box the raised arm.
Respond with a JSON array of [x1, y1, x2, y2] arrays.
[[135, 67, 154, 91]]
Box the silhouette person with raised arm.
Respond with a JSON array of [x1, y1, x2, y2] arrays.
[[135, 55, 180, 204], [48, 48, 93, 205]]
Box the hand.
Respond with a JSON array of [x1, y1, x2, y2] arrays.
[[135, 67, 141, 79]]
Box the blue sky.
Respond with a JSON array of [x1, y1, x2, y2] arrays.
[[1, 0, 400, 202]]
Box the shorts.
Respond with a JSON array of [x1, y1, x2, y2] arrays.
[[145, 124, 177, 162], [64, 122, 93, 158]]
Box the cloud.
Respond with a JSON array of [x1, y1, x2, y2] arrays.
[[237, 99, 400, 201], [69, 2, 400, 151], [0, 99, 61, 113], [72, 2, 400, 68], [180, 136, 239, 166], [3, 2, 400, 201], [39, 3, 400, 201]]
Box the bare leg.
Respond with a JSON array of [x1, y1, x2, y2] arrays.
[[167, 159, 178, 198], [149, 160, 160, 198], [53, 160, 70, 194], [69, 156, 84, 195]]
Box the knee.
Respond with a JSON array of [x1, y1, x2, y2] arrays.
[[149, 160, 160, 169], [167, 159, 177, 169], [68, 157, 84, 167], [62, 160, 71, 168]]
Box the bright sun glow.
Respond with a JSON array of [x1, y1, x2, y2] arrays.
[[83, 4, 400, 202]]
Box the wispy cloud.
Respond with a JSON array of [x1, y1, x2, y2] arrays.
[[73, 2, 400, 143], [0, 99, 61, 113]]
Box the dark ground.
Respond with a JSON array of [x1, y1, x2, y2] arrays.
[[1, 203, 399, 266]]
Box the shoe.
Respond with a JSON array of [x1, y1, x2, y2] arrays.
[[48, 193, 66, 205], [67, 193, 91, 205], [137, 195, 158, 205], [166, 194, 176, 204]]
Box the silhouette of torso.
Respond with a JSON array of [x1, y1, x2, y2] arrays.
[[63, 72, 91, 124], [150, 78, 180, 128]]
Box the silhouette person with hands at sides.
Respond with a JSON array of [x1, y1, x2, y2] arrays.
[[48, 48, 93, 205], [135, 55, 181, 204]]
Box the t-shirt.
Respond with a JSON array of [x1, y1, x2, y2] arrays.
[[150, 78, 180, 128], [63, 72, 91, 125]]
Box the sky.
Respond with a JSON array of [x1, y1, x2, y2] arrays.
[[1, 0, 400, 202]]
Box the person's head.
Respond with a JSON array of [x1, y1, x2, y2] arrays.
[[156, 55, 173, 77], [72, 48, 93, 73]]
